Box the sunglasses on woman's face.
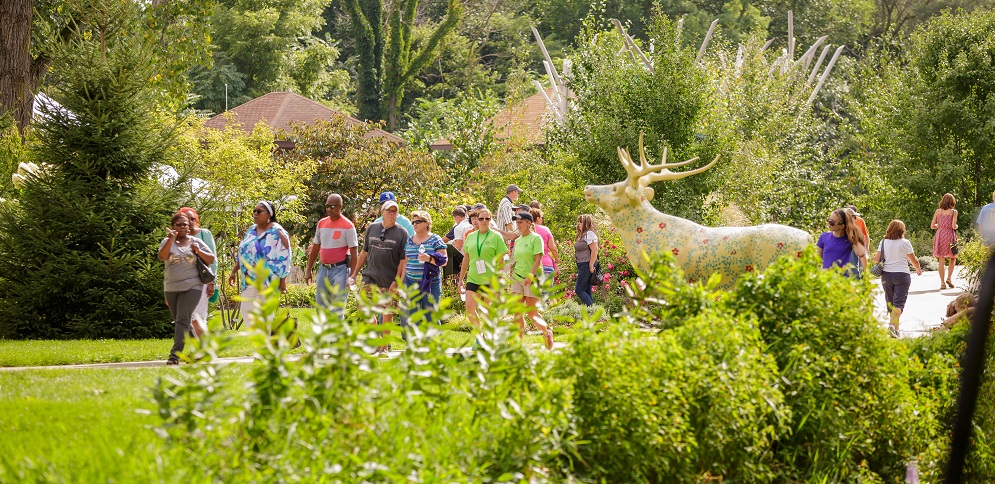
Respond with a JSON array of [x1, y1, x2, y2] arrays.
[[827, 219, 840, 226], [412, 220, 427, 225], [479, 217, 491, 221], [253, 209, 266, 214]]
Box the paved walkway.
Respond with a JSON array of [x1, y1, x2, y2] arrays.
[[872, 266, 969, 337], [1, 268, 970, 371]]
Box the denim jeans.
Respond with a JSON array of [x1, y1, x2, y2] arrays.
[[316, 264, 350, 317], [575, 262, 594, 306], [401, 275, 441, 327]]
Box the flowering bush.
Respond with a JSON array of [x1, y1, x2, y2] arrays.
[[555, 216, 639, 314]]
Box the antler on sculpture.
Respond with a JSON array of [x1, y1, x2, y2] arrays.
[[619, 132, 720, 191]]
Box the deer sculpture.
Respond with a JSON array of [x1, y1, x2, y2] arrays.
[[584, 134, 812, 288]]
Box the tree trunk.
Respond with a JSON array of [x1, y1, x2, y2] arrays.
[[0, 0, 34, 133], [387, 94, 397, 131]]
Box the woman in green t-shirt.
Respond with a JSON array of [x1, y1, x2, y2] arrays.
[[509, 212, 553, 349], [458, 208, 508, 330]]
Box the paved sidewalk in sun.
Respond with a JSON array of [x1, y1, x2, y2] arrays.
[[871, 266, 970, 337]]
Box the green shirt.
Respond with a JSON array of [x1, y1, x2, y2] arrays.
[[464, 230, 508, 285], [512, 233, 544, 282]]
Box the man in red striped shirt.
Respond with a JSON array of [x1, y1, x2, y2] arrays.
[[305, 194, 358, 315]]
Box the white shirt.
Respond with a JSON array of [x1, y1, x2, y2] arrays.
[[878, 238, 914, 273], [453, 219, 473, 242]]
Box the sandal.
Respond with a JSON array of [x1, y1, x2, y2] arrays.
[[947, 279, 955, 288], [940, 283, 947, 290], [166, 359, 179, 366]]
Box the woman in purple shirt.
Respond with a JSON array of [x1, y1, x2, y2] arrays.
[[816, 208, 867, 276]]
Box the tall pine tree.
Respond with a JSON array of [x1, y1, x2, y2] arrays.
[[0, 0, 178, 339]]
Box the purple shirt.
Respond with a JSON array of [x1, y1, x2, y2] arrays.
[[817, 231, 853, 269]]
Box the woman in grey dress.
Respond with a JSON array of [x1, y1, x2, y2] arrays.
[[158, 212, 215, 365]]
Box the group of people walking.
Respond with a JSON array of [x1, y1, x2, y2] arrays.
[[158, 186, 606, 362], [814, 192, 995, 337], [162, 187, 993, 361]]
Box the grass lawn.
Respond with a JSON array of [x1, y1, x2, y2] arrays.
[[0, 309, 559, 367], [0, 367, 191, 481], [0, 308, 318, 367]]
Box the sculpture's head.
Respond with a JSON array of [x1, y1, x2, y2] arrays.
[[584, 133, 719, 212]]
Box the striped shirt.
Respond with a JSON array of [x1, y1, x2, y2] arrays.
[[403, 234, 447, 282], [312, 216, 358, 264]]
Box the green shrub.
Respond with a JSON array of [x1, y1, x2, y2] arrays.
[[957, 234, 993, 292], [557, 297, 787, 481], [906, 316, 995, 481], [729, 248, 925, 480], [919, 254, 939, 272], [543, 299, 606, 327], [279, 284, 313, 307], [153, 275, 577, 481]]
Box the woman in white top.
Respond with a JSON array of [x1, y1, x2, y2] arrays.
[[573, 214, 599, 307], [873, 220, 923, 337]]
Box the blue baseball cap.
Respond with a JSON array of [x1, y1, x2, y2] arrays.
[[379, 191, 397, 203]]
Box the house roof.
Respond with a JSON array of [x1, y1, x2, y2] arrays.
[[430, 87, 555, 151], [203, 92, 405, 145]]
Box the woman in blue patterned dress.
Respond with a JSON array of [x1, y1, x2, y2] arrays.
[[227, 201, 292, 325]]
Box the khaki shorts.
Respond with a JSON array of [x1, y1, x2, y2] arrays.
[[510, 280, 540, 299]]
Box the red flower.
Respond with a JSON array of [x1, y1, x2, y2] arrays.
[[636, 239, 642, 245], [777, 242, 784, 249], [722, 236, 728, 240], [745, 264, 754, 272], [688, 277, 695, 283], [622, 270, 629, 276], [731, 250, 737, 255], [658, 222, 667, 229], [671, 247, 680, 256], [636, 227, 643, 233], [702, 239, 709, 245], [797, 251, 803, 258]]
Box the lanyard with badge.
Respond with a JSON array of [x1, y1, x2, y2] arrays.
[[475, 231, 492, 274]]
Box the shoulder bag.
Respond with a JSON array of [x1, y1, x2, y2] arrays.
[[870, 240, 885, 277], [196, 254, 216, 284]]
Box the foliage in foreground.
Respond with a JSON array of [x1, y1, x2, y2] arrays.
[[143, 251, 995, 482]]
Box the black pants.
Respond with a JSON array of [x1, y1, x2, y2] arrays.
[[445, 244, 464, 278], [165, 287, 202, 361]]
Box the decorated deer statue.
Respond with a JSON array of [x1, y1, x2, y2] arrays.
[[584, 134, 812, 287]]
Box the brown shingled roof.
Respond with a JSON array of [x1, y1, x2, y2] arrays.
[[430, 87, 555, 151], [204, 92, 405, 145]]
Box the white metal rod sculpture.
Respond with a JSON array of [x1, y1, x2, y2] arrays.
[[584, 134, 812, 287], [531, 26, 572, 125]]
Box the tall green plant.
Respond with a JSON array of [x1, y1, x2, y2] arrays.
[[341, 0, 462, 128], [552, 14, 717, 221], [0, 0, 179, 338]]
